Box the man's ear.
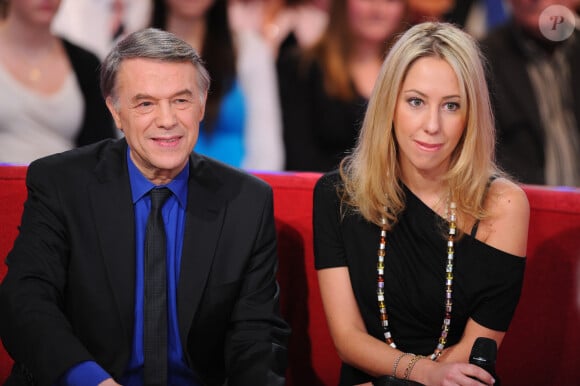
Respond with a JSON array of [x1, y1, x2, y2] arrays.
[[105, 96, 123, 131], [199, 91, 208, 122]]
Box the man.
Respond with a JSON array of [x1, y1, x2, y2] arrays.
[[481, 0, 580, 186], [0, 28, 289, 385]]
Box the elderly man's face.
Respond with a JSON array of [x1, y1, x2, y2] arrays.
[[106, 58, 206, 185]]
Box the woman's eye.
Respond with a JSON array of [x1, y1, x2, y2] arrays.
[[408, 97, 422, 107], [444, 102, 460, 111]]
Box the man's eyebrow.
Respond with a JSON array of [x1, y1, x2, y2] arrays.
[[131, 89, 195, 103], [171, 89, 195, 98]]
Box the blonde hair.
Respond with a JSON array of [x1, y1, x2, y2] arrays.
[[340, 22, 500, 229]]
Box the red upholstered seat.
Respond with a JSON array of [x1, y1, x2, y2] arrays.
[[1, 166, 579, 385]]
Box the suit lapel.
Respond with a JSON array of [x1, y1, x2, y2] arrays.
[[87, 144, 229, 352], [90, 139, 136, 342], [177, 155, 226, 348]]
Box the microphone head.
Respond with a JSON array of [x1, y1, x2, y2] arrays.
[[469, 337, 497, 374]]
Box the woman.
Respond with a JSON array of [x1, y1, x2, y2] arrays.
[[0, 0, 115, 164], [313, 22, 529, 385], [278, 0, 406, 172], [151, 0, 284, 170]]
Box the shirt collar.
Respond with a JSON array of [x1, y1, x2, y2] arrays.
[[127, 148, 189, 208]]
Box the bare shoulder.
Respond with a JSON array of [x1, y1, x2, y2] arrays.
[[479, 178, 530, 257], [486, 177, 530, 217]]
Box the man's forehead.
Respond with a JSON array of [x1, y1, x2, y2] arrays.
[[119, 57, 194, 70]]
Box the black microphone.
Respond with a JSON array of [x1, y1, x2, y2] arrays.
[[469, 337, 500, 385]]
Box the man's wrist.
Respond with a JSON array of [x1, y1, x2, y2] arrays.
[[57, 361, 110, 386]]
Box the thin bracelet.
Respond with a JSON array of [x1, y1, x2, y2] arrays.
[[403, 354, 425, 380], [393, 353, 413, 378]]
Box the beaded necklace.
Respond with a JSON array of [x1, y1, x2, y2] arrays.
[[376, 201, 457, 361]]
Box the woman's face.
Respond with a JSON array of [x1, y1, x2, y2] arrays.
[[165, 0, 215, 19], [393, 56, 466, 179], [347, 0, 406, 44]]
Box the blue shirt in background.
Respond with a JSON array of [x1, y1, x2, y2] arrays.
[[195, 80, 246, 167]]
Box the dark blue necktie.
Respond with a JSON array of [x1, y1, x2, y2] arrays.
[[144, 187, 171, 386]]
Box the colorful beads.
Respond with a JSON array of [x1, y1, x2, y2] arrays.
[[377, 200, 457, 361]]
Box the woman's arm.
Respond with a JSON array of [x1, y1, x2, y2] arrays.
[[318, 268, 495, 385], [438, 319, 505, 364], [318, 266, 403, 377]]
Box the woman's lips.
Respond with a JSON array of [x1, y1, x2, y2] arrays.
[[415, 140, 442, 152]]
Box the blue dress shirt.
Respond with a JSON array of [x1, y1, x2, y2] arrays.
[[56, 151, 199, 385]]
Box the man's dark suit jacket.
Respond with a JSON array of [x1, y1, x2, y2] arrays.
[[481, 22, 580, 185], [0, 139, 289, 386]]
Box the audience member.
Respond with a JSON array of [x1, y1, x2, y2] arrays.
[[0, 0, 115, 165], [406, 0, 507, 39], [228, 0, 328, 62], [52, 0, 152, 60], [0, 27, 289, 385], [278, 0, 407, 172], [407, 0, 456, 24], [151, 0, 284, 170], [444, 0, 507, 31], [481, 0, 580, 186], [313, 22, 529, 385]]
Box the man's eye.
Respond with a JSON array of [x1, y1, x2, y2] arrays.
[[134, 101, 154, 113], [174, 99, 192, 109]]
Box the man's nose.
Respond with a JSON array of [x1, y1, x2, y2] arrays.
[[156, 102, 177, 129]]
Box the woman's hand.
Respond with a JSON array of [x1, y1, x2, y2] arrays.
[[416, 360, 495, 386]]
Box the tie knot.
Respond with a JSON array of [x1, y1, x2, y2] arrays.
[[150, 187, 172, 210]]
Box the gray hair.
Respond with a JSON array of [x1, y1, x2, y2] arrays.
[[100, 28, 211, 105]]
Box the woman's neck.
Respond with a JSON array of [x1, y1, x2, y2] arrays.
[[400, 165, 450, 212], [0, 17, 68, 94], [349, 40, 384, 98], [263, 0, 286, 26], [351, 36, 384, 60], [166, 13, 206, 53]]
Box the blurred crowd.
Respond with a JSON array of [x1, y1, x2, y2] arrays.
[[0, 0, 579, 186]]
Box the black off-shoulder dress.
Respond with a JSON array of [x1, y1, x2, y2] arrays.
[[313, 171, 525, 385]]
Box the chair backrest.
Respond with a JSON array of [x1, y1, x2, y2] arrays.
[[495, 185, 580, 385], [1, 167, 579, 385], [0, 165, 27, 381]]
